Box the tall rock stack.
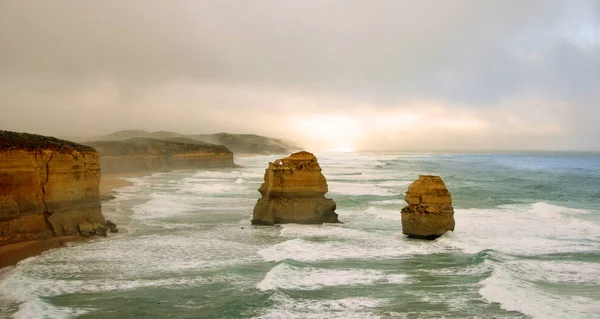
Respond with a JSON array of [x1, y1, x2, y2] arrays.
[[401, 175, 455, 239], [252, 151, 339, 225]]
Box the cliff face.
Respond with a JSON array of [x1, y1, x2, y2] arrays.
[[82, 130, 301, 155], [252, 151, 339, 225], [85, 138, 236, 174], [0, 131, 106, 246], [401, 175, 455, 239]]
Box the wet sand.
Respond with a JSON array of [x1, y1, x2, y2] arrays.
[[0, 236, 84, 269]]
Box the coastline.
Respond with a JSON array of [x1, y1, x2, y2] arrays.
[[99, 172, 149, 195], [0, 236, 85, 269], [0, 172, 149, 270]]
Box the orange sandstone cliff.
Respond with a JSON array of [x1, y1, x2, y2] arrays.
[[0, 131, 106, 246], [85, 138, 236, 175], [252, 151, 339, 225]]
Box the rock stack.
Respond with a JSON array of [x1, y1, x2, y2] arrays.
[[251, 151, 339, 225], [401, 175, 455, 239]]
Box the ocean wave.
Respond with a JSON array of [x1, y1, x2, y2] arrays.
[[278, 224, 373, 239], [252, 292, 385, 319], [479, 264, 600, 319], [444, 201, 600, 255], [328, 181, 398, 196], [257, 263, 408, 291], [258, 237, 452, 263]]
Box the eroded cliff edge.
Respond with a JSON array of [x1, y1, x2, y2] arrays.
[[0, 131, 106, 246], [85, 138, 236, 174], [252, 151, 339, 225]]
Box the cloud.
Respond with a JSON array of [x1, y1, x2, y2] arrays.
[[0, 0, 598, 150]]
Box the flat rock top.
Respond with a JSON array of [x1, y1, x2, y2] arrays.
[[268, 151, 320, 171], [285, 151, 317, 161], [409, 175, 450, 190], [0, 130, 96, 153]]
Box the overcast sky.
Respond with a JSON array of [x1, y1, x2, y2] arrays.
[[1, 0, 599, 151]]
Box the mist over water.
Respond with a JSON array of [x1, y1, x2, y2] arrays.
[[1, 152, 599, 318]]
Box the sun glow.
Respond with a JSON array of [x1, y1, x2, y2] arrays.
[[290, 115, 362, 152]]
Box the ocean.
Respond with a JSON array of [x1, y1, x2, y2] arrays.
[[1, 152, 599, 319]]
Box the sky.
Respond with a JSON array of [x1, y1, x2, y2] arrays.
[[0, 0, 599, 152]]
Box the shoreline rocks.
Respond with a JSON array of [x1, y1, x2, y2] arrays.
[[401, 175, 455, 239], [252, 151, 339, 225]]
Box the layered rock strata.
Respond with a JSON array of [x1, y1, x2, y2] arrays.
[[252, 151, 338, 225], [0, 131, 106, 245], [85, 138, 236, 174], [401, 175, 455, 239]]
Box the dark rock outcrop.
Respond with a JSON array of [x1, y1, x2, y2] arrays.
[[105, 219, 118, 233], [401, 175, 455, 239], [0, 131, 107, 245], [252, 151, 338, 225], [84, 138, 236, 174]]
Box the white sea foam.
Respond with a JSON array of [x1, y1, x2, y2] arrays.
[[443, 202, 600, 255], [278, 224, 373, 239], [328, 181, 397, 196], [13, 299, 91, 319], [258, 237, 451, 263], [176, 182, 247, 195], [253, 292, 385, 319], [502, 259, 600, 285], [375, 180, 412, 187], [480, 265, 600, 319], [361, 206, 402, 221], [131, 198, 197, 220], [369, 199, 405, 205], [0, 268, 228, 319], [257, 263, 408, 291], [0, 233, 260, 319]]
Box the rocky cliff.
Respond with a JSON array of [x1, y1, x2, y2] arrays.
[[252, 151, 339, 225], [0, 131, 106, 246], [81, 130, 301, 155], [85, 138, 236, 174], [401, 175, 455, 239]]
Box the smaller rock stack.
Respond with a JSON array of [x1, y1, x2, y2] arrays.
[[401, 175, 455, 239], [251, 151, 339, 225]]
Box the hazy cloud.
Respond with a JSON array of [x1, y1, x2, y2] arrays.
[[0, 0, 598, 151]]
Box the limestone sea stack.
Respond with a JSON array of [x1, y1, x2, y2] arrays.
[[401, 175, 455, 239], [0, 131, 107, 246], [252, 151, 339, 225]]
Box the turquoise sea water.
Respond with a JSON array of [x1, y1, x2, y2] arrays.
[[1, 152, 599, 318]]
